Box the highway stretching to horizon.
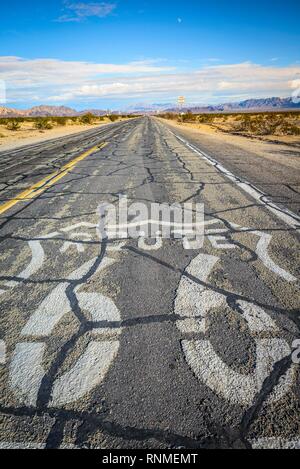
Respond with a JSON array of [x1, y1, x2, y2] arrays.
[[0, 117, 299, 449]]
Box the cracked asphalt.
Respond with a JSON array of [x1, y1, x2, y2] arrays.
[[0, 117, 299, 449]]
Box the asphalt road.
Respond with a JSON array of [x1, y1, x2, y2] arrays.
[[0, 117, 299, 449]]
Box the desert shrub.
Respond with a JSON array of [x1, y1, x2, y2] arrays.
[[181, 112, 196, 123], [80, 113, 95, 125], [6, 119, 21, 131], [235, 115, 258, 133], [278, 123, 300, 135], [108, 114, 119, 122], [53, 117, 68, 126], [69, 116, 79, 123], [157, 113, 176, 120], [197, 114, 215, 124], [233, 113, 300, 136], [165, 113, 177, 120], [34, 118, 53, 130]]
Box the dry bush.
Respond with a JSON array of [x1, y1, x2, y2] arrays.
[[6, 119, 22, 131], [80, 113, 95, 125], [234, 113, 300, 136], [108, 115, 119, 122], [197, 114, 215, 124], [52, 117, 68, 126], [34, 118, 53, 130]]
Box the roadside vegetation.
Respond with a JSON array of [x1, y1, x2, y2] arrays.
[[0, 114, 138, 133], [0, 114, 138, 148], [158, 111, 300, 137]]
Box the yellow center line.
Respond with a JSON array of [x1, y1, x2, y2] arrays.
[[0, 142, 108, 216]]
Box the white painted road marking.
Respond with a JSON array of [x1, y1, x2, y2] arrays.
[[21, 257, 114, 338], [9, 343, 46, 407], [255, 232, 297, 282], [0, 442, 46, 449], [0, 340, 6, 364], [50, 341, 120, 407], [0, 240, 45, 295], [172, 132, 300, 231], [175, 252, 296, 407], [251, 438, 300, 449], [9, 253, 122, 407]]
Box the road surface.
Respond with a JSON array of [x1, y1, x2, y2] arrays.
[[0, 117, 299, 449]]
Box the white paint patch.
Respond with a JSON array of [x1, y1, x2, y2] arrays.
[[61, 222, 97, 233], [176, 253, 224, 334], [18, 241, 45, 280], [251, 437, 300, 449], [237, 301, 279, 333], [183, 236, 204, 250], [2, 241, 45, 291], [182, 339, 256, 406], [0, 442, 46, 449], [60, 232, 92, 254], [229, 222, 297, 283], [182, 338, 293, 406], [255, 233, 297, 282], [172, 132, 300, 231], [22, 282, 71, 338], [208, 235, 237, 250], [11, 254, 121, 408], [176, 252, 295, 407], [0, 340, 6, 364], [138, 236, 163, 251], [260, 339, 296, 405], [78, 292, 122, 338], [9, 343, 46, 407], [21, 257, 115, 337], [50, 341, 120, 407], [107, 241, 127, 252]]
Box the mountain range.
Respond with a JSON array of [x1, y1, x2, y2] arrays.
[[0, 105, 108, 118], [164, 97, 300, 113], [0, 97, 299, 117]]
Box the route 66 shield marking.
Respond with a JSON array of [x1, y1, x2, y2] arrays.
[[175, 219, 298, 407], [1, 223, 123, 408]]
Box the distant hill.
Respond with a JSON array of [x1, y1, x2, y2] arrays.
[[0, 105, 106, 118], [25, 106, 77, 117], [0, 106, 25, 117], [126, 102, 173, 113], [165, 97, 300, 114], [1, 98, 299, 118], [77, 109, 107, 116]]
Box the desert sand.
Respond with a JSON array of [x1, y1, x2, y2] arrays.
[[0, 119, 126, 152]]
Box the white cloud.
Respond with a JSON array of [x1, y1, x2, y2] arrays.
[[0, 80, 6, 104], [1, 56, 299, 105], [56, 1, 116, 23]]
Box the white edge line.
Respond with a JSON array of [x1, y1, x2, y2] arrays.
[[171, 131, 300, 231]]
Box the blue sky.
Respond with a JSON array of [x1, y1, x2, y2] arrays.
[[0, 0, 300, 110]]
